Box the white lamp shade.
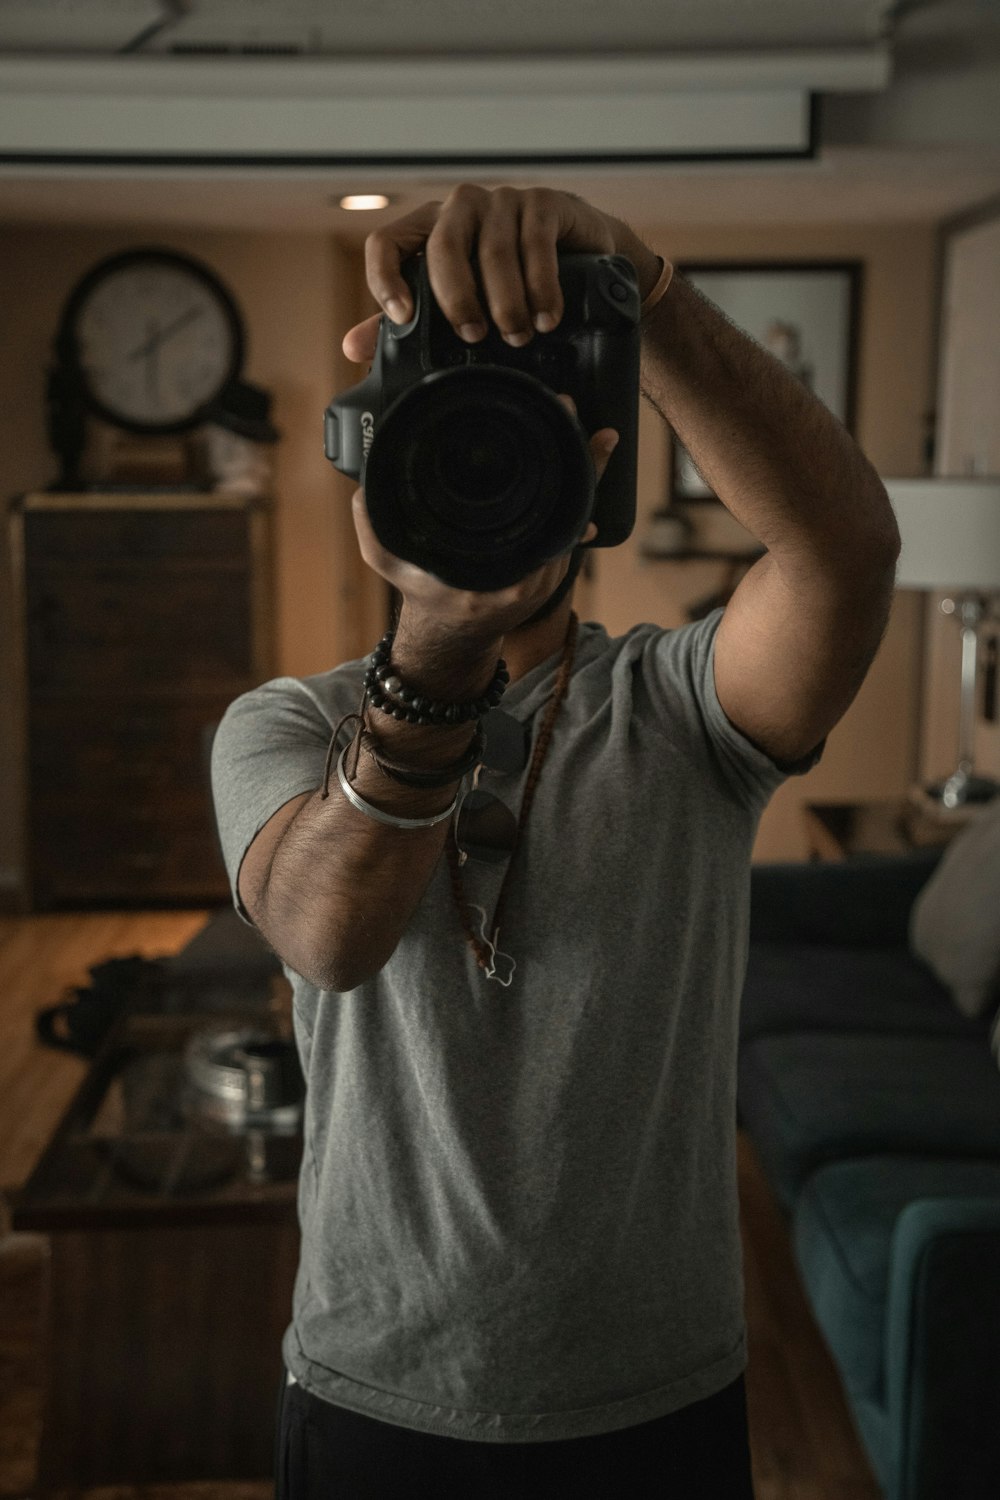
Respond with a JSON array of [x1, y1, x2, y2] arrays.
[[885, 478, 1000, 591]]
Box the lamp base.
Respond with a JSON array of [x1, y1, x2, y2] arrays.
[[924, 768, 1000, 808]]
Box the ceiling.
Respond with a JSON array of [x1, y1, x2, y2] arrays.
[[0, 0, 998, 238], [0, 0, 896, 57]]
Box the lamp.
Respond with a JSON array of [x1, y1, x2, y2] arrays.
[[885, 478, 1000, 808]]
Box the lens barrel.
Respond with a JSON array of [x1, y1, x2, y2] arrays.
[[362, 367, 594, 591]]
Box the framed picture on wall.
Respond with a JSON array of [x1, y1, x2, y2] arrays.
[[670, 261, 863, 501]]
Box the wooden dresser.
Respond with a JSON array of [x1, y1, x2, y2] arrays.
[[9, 491, 274, 909]]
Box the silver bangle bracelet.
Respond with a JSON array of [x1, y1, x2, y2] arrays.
[[336, 745, 460, 829]]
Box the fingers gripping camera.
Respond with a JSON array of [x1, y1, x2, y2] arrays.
[[324, 252, 642, 592]]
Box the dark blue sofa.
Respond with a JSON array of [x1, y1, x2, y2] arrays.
[[738, 849, 1000, 1500]]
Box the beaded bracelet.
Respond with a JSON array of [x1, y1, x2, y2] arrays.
[[364, 629, 509, 726], [360, 724, 485, 789]]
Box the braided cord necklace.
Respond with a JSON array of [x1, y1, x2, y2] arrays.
[[445, 610, 579, 983]]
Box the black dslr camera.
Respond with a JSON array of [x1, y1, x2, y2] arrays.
[[323, 250, 641, 591]]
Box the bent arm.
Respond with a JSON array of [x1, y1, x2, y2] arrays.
[[633, 258, 900, 765], [637, 270, 900, 569], [345, 184, 900, 774]]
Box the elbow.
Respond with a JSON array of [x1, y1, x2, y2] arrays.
[[296, 937, 392, 994], [865, 473, 902, 564], [835, 501, 901, 583], [307, 957, 380, 994], [871, 522, 901, 588], [245, 884, 392, 993], [246, 907, 381, 994], [879, 507, 902, 569]]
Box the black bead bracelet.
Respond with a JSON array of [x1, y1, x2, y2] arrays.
[[363, 629, 509, 727]]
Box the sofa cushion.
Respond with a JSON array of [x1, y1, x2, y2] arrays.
[[750, 848, 942, 947], [793, 1156, 1000, 1410], [737, 1034, 1000, 1209], [739, 941, 983, 1045], [909, 796, 1000, 1018]]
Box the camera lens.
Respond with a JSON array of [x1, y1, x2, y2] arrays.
[[408, 398, 554, 543], [435, 413, 521, 507], [363, 367, 594, 591]]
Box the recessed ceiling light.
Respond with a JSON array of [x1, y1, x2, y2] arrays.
[[336, 194, 391, 211]]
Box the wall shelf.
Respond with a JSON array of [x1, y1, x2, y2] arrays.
[[638, 546, 767, 563]]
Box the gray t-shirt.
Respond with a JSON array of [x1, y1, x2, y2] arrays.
[[211, 606, 823, 1443]]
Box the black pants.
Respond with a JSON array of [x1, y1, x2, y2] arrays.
[[275, 1368, 756, 1498]]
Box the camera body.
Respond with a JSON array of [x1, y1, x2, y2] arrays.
[[324, 250, 641, 591]]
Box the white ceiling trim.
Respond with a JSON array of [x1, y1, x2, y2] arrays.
[[0, 50, 894, 96], [0, 0, 895, 58], [0, 50, 890, 163]]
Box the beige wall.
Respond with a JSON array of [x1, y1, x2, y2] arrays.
[[0, 211, 938, 897]]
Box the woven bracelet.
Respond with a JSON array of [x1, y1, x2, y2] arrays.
[[360, 723, 485, 789], [363, 630, 509, 726]]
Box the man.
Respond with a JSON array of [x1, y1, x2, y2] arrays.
[[211, 183, 900, 1498]]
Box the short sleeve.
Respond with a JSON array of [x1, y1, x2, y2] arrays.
[[210, 677, 335, 925], [647, 607, 825, 810]]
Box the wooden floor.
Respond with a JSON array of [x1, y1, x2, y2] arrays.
[[0, 910, 882, 1500]]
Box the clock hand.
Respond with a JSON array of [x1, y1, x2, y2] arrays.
[[130, 318, 160, 363], [149, 304, 206, 352], [128, 304, 205, 362], [146, 334, 161, 406]]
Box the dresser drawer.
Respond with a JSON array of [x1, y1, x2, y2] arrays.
[[25, 566, 255, 690], [30, 816, 230, 906], [23, 506, 252, 563], [28, 697, 242, 798], [13, 493, 273, 908]]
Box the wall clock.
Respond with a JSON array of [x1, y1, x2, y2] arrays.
[[54, 246, 246, 436]]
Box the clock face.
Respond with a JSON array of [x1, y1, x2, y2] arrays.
[[61, 249, 244, 434]]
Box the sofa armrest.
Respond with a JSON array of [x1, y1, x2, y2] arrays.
[[885, 1197, 1000, 1500], [750, 849, 943, 948]]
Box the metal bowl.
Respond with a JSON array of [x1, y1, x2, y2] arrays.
[[183, 1026, 304, 1132]]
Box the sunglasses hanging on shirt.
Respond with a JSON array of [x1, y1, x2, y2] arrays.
[[448, 610, 580, 981], [453, 708, 528, 863], [455, 787, 518, 864], [479, 707, 529, 774]]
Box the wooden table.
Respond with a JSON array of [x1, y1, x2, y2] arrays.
[[802, 787, 988, 861], [9, 1009, 301, 1487]]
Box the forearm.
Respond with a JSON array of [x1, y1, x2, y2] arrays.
[[263, 786, 454, 992], [614, 227, 899, 572], [259, 613, 502, 991]]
